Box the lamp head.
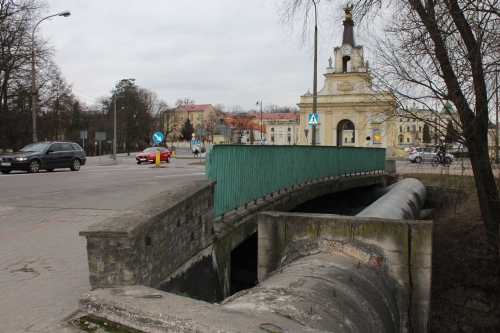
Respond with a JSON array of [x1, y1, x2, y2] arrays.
[[58, 11, 71, 17]]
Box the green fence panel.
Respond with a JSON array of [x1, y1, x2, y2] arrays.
[[205, 145, 386, 218]]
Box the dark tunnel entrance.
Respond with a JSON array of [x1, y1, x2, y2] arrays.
[[290, 184, 382, 215], [230, 232, 258, 295]]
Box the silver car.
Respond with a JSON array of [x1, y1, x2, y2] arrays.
[[406, 146, 454, 163]]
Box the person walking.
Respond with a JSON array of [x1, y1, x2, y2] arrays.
[[363, 136, 373, 147]]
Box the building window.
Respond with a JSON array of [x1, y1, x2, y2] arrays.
[[412, 125, 416, 132], [190, 114, 193, 120], [287, 135, 291, 142], [407, 126, 410, 132], [345, 137, 348, 143], [197, 114, 201, 120], [174, 125, 177, 130], [400, 118, 403, 122], [271, 127, 274, 132], [400, 126, 403, 132], [180, 124, 184, 129], [288, 127, 291, 132], [419, 126, 422, 132], [180, 114, 184, 120], [271, 135, 274, 142], [246, 138, 249, 142], [407, 137, 410, 143]]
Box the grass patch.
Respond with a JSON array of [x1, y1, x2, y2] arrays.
[[401, 173, 476, 189], [188, 161, 205, 165], [70, 316, 137, 332]]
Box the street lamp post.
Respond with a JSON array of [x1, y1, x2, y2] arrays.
[[31, 10, 71, 142], [256, 101, 263, 144], [311, 0, 318, 146], [113, 78, 135, 160], [495, 68, 499, 163]]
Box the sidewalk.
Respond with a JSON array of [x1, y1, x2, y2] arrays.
[[84, 153, 134, 166]]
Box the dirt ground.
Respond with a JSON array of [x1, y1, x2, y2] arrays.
[[403, 173, 500, 333]]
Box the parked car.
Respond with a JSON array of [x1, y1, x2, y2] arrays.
[[406, 146, 455, 163], [450, 147, 469, 158], [135, 147, 171, 164], [0, 141, 86, 174]]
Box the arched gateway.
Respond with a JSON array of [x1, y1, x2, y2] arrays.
[[298, 9, 396, 152]]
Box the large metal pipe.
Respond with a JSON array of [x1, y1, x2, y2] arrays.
[[356, 178, 426, 220]]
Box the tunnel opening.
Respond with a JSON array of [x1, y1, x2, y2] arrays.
[[290, 184, 382, 215], [230, 232, 258, 295]]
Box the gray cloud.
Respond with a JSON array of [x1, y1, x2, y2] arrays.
[[43, 0, 338, 109]]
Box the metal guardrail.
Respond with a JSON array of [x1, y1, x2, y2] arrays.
[[205, 145, 386, 218]]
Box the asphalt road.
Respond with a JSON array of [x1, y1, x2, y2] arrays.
[[0, 152, 205, 333]]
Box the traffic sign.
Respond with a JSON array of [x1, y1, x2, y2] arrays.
[[308, 113, 319, 126], [152, 132, 164, 143], [191, 140, 200, 145]]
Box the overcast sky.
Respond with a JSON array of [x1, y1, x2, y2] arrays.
[[41, 0, 356, 111]]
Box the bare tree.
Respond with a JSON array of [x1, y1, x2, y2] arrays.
[[0, 0, 56, 149], [277, 0, 500, 256], [175, 97, 195, 107]]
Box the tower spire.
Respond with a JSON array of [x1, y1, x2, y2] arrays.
[[342, 4, 355, 46]]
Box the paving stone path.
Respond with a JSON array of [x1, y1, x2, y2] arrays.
[[0, 206, 117, 333]]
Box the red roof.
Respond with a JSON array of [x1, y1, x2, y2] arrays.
[[174, 104, 211, 112], [225, 119, 266, 132]]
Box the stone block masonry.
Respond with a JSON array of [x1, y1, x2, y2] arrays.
[[79, 180, 216, 290]]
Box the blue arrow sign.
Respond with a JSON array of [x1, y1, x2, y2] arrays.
[[308, 113, 319, 126], [152, 132, 164, 143]]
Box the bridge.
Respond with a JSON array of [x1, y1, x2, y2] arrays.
[[78, 145, 432, 332]]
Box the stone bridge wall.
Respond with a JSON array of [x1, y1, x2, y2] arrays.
[[79, 180, 217, 294]]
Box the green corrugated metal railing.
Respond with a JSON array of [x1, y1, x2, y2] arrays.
[[205, 145, 386, 218]]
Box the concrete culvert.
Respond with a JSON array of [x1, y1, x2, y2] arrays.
[[356, 178, 426, 220], [223, 238, 400, 333]]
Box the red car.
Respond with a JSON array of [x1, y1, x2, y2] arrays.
[[135, 147, 171, 164]]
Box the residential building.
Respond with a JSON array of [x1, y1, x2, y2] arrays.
[[166, 104, 216, 140]]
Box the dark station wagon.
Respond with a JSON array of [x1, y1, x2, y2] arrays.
[[0, 141, 86, 174]]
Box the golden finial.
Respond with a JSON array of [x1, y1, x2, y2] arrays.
[[343, 4, 354, 21]]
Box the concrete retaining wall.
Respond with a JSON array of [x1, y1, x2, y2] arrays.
[[258, 212, 432, 333]]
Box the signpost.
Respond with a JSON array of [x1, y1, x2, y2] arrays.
[[307, 114, 318, 146], [152, 132, 164, 144], [152, 132, 164, 167], [308, 113, 319, 126], [95, 132, 106, 163], [80, 131, 88, 151]]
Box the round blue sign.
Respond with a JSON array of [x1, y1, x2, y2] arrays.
[[152, 132, 164, 143]]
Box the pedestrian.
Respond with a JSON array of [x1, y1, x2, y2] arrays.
[[363, 136, 373, 147], [193, 147, 199, 158]]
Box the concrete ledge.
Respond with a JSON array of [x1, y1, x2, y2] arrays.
[[79, 286, 328, 333], [80, 180, 215, 238]]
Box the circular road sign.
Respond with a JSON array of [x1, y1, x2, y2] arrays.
[[152, 132, 164, 143]]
